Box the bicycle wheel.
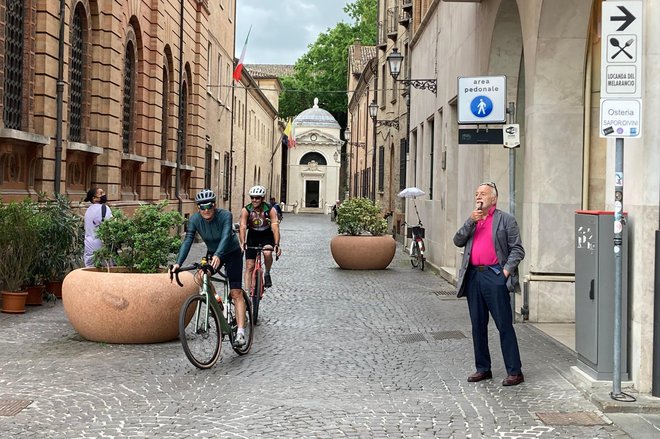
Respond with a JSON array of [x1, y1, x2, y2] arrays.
[[231, 290, 254, 355], [410, 243, 420, 268], [179, 295, 222, 369], [252, 269, 262, 325]]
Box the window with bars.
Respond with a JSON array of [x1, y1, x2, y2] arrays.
[[223, 152, 230, 200], [179, 80, 188, 164], [399, 138, 407, 190], [3, 0, 24, 130], [122, 41, 136, 153], [161, 65, 169, 160], [69, 5, 85, 142], [378, 146, 385, 191]]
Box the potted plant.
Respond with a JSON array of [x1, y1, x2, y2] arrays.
[[0, 200, 41, 313], [330, 197, 396, 270], [39, 194, 84, 298], [61, 201, 197, 344]]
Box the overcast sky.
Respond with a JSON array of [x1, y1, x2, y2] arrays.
[[236, 0, 352, 65]]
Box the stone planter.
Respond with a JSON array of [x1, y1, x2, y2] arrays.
[[62, 267, 197, 344], [330, 235, 397, 270]]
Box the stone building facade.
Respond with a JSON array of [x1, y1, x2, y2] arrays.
[[0, 0, 280, 221], [371, 0, 659, 394]]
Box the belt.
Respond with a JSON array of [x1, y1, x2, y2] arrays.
[[472, 265, 490, 272]]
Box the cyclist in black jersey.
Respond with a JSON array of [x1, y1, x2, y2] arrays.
[[239, 185, 281, 290]]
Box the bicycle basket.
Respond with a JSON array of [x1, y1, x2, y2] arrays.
[[406, 225, 425, 238]]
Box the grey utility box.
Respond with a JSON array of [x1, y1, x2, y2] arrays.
[[575, 211, 628, 380]]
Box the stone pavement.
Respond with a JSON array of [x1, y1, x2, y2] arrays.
[[0, 213, 656, 438]]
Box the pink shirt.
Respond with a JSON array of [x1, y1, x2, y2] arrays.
[[470, 205, 498, 266]]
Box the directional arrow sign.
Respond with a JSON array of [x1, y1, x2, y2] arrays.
[[611, 5, 636, 31]]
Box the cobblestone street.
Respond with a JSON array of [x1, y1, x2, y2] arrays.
[[0, 213, 638, 438]]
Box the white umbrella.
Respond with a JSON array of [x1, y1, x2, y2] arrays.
[[398, 187, 425, 199], [397, 187, 424, 225]]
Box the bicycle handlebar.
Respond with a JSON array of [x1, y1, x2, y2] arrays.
[[169, 262, 227, 287]]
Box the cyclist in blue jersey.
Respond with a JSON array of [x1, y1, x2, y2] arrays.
[[239, 185, 281, 290], [170, 189, 247, 346]]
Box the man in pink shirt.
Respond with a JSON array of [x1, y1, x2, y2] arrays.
[[454, 181, 525, 386]]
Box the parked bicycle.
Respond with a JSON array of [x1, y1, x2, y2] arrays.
[[245, 245, 277, 325], [171, 257, 254, 369], [404, 221, 426, 271]]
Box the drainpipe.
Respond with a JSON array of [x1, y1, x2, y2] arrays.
[[54, 0, 66, 194], [242, 85, 248, 207], [371, 65, 378, 201], [228, 4, 237, 212], [175, 0, 184, 214], [582, 41, 592, 209]]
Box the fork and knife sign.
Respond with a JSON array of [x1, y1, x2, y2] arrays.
[[610, 37, 634, 60]]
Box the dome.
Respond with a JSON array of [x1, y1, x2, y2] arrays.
[[293, 98, 340, 128]]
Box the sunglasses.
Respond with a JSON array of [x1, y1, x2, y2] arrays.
[[198, 202, 214, 211], [479, 181, 498, 196], [251, 196, 263, 200]]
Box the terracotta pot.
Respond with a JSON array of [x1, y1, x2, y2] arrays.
[[330, 235, 397, 270], [62, 268, 197, 344], [1, 291, 28, 314], [25, 285, 45, 306], [45, 280, 63, 299]]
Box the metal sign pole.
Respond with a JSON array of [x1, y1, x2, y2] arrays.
[[507, 102, 516, 217], [612, 137, 624, 397]]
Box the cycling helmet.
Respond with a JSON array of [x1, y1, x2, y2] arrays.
[[248, 185, 266, 197], [195, 189, 216, 204]]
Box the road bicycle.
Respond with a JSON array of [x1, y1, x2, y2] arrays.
[[171, 258, 254, 369], [405, 221, 426, 271], [245, 245, 277, 325]]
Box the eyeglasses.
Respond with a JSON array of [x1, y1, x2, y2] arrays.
[[251, 196, 262, 201], [198, 202, 214, 211], [479, 181, 498, 196]]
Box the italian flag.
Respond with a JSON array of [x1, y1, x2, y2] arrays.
[[233, 26, 252, 81]]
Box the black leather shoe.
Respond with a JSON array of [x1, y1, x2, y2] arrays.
[[502, 373, 524, 386], [467, 371, 493, 382]]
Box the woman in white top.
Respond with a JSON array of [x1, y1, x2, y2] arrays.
[[83, 187, 112, 267]]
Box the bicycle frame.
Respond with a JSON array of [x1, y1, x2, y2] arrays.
[[174, 262, 231, 335], [251, 249, 265, 298], [197, 269, 232, 335]]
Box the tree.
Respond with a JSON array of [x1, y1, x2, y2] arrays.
[[278, 0, 376, 126]]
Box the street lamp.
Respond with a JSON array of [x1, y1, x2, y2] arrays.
[[368, 100, 378, 120], [386, 48, 437, 94]]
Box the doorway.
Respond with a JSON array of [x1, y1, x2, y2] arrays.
[[305, 180, 320, 208]]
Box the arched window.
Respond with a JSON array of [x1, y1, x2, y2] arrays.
[[69, 3, 87, 142], [161, 65, 169, 160], [299, 152, 327, 166], [3, 0, 24, 129], [122, 39, 136, 153], [179, 79, 188, 164]]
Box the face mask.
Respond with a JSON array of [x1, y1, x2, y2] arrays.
[[100, 195, 107, 204]]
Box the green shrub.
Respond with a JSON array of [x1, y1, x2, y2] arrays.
[[94, 201, 184, 273], [39, 194, 84, 281], [0, 200, 41, 291], [336, 197, 387, 236]]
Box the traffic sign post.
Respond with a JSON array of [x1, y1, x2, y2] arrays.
[[599, 0, 642, 404]]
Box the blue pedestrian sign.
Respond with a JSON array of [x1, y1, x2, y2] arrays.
[[470, 96, 493, 118], [458, 76, 507, 124]]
